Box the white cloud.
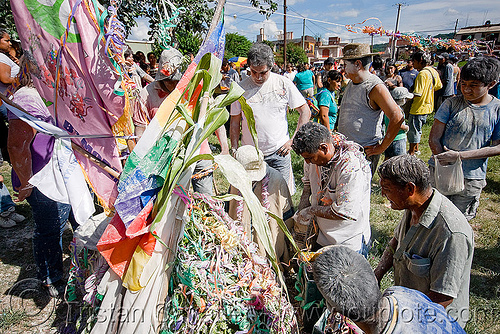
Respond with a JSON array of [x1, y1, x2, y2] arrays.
[[445, 8, 459, 16], [129, 17, 149, 41], [287, 0, 306, 5], [249, 19, 281, 40], [224, 15, 238, 31], [338, 9, 360, 18]]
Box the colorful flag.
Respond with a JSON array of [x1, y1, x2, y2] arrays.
[[97, 20, 226, 285], [11, 0, 130, 209]]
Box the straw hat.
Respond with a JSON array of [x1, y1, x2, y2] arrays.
[[234, 145, 267, 182], [341, 43, 378, 60], [155, 47, 183, 81]]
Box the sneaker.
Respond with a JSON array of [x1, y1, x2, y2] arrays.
[[8, 211, 25, 223], [43, 280, 66, 299], [0, 216, 16, 228]]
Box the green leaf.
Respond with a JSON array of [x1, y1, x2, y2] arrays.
[[212, 193, 244, 202], [193, 107, 229, 154], [184, 153, 214, 170], [197, 53, 223, 93], [266, 211, 301, 256], [303, 300, 317, 311], [214, 155, 277, 262], [181, 70, 212, 124], [214, 81, 245, 109], [175, 104, 194, 126], [238, 96, 259, 150]]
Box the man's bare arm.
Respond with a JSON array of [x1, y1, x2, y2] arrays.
[[431, 116, 500, 164], [297, 184, 312, 211], [429, 119, 446, 155], [365, 84, 404, 156], [427, 291, 453, 308], [215, 125, 229, 155], [294, 103, 312, 138], [374, 237, 398, 284], [229, 114, 242, 151], [8, 119, 36, 201]]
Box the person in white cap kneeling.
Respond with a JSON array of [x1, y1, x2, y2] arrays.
[[228, 145, 294, 261]]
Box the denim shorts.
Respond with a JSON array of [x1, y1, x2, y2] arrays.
[[407, 114, 428, 144], [384, 138, 407, 159]]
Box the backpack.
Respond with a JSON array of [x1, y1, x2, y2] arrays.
[[305, 95, 320, 118], [305, 90, 330, 119]]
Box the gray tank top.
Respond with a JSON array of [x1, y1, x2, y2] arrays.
[[338, 74, 384, 147]]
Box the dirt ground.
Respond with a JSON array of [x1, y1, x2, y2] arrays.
[[0, 198, 75, 334]]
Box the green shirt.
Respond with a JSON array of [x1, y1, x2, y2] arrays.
[[393, 189, 473, 328]]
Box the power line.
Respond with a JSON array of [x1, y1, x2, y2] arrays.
[[226, 2, 346, 28], [223, 15, 265, 23]]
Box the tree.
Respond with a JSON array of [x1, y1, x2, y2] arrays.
[[224, 33, 253, 59], [3, 0, 277, 56], [0, 0, 17, 39], [278, 43, 307, 66], [175, 29, 202, 56], [261, 40, 274, 49], [103, 0, 276, 55]]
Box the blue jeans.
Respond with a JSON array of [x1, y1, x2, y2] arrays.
[[27, 188, 74, 284], [407, 114, 428, 144], [0, 183, 15, 213], [264, 150, 294, 194], [384, 138, 407, 159], [358, 235, 370, 258]]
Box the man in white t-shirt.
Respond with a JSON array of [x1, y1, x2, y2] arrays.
[[230, 43, 311, 194]]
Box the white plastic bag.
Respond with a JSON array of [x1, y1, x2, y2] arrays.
[[434, 155, 465, 195]]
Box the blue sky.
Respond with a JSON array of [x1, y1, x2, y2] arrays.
[[129, 0, 500, 45]]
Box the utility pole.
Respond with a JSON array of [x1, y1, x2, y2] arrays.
[[454, 19, 459, 35], [391, 3, 404, 60], [302, 18, 306, 50], [283, 0, 287, 66]]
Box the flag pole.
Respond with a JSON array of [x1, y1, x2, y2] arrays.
[[204, 0, 226, 44]]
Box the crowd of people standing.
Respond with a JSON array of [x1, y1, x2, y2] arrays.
[[227, 43, 499, 332], [1, 24, 500, 333]]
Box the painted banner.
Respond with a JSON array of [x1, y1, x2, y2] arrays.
[[11, 0, 130, 208]]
